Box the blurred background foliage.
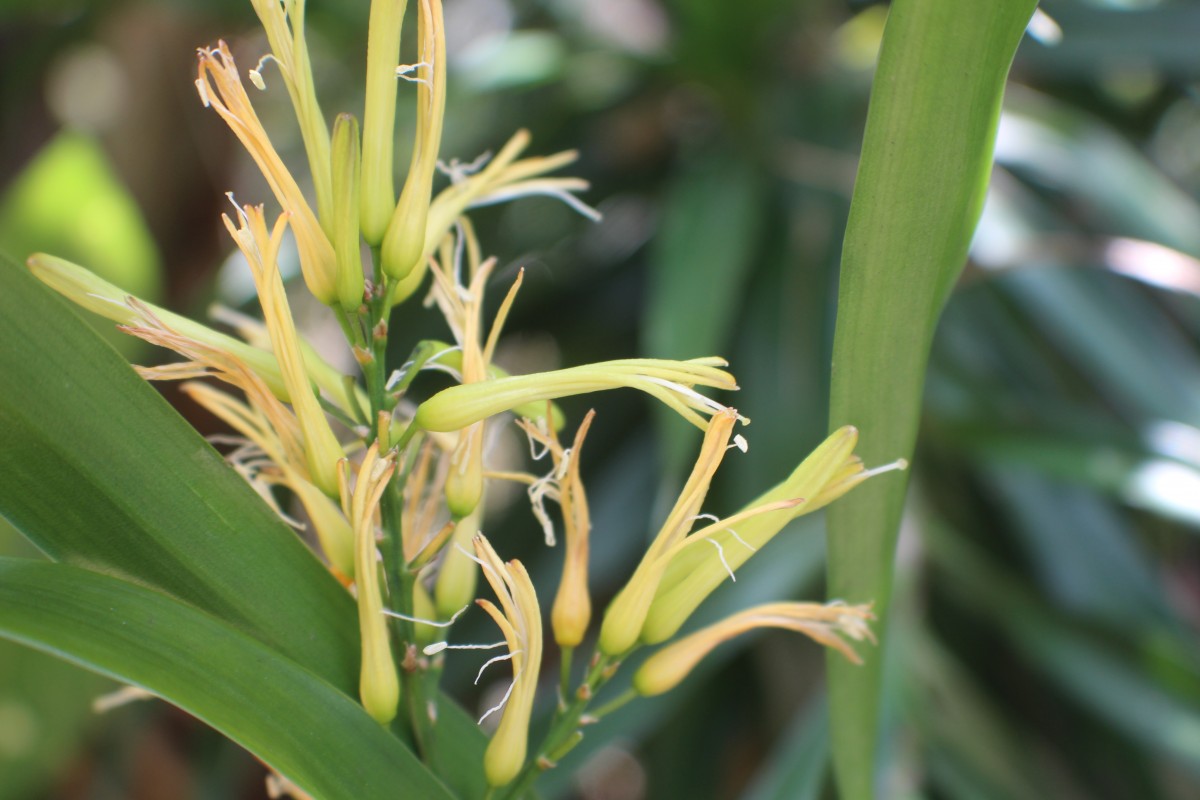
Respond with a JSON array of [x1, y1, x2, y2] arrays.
[[2, 0, 1200, 798]]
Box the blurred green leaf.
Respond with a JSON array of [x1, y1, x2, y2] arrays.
[[825, 2, 1035, 796], [742, 693, 829, 800], [0, 133, 160, 354], [0, 558, 456, 800], [929, 526, 1200, 780], [644, 151, 765, 466], [0, 520, 112, 800]]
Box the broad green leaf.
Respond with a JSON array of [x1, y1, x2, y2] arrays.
[[0, 559, 455, 800], [824, 2, 1035, 797], [0, 254, 491, 790], [0, 254, 358, 691]]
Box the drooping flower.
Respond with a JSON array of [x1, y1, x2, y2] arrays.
[[633, 602, 876, 697]]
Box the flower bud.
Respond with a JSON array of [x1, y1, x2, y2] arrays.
[[444, 422, 484, 519], [434, 501, 483, 618], [381, 0, 446, 280], [361, 0, 408, 244], [331, 114, 366, 311]]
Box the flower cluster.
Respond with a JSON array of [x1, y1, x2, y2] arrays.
[[27, 0, 905, 795]]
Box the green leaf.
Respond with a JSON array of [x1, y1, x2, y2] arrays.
[[0, 253, 491, 792], [0, 520, 113, 800], [0, 253, 359, 692], [0, 133, 161, 356], [824, 2, 1035, 797], [643, 151, 765, 467], [742, 693, 829, 800], [0, 558, 455, 800]]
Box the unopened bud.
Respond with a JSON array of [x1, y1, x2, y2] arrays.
[[444, 422, 484, 519], [380, 0, 445, 280], [361, 0, 408, 244], [331, 113, 366, 311]]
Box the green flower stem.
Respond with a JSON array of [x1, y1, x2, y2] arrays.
[[589, 687, 636, 720], [558, 646, 574, 708]]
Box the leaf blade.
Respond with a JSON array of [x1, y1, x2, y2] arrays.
[[824, 2, 1036, 796], [0, 558, 455, 800]]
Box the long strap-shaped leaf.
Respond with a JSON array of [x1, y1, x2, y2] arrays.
[[825, 2, 1035, 797], [0, 255, 361, 690], [0, 558, 455, 800]]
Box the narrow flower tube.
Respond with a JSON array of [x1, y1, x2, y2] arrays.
[[550, 411, 594, 648], [640, 427, 907, 645], [633, 602, 876, 697], [196, 42, 338, 304], [28, 253, 358, 413], [598, 411, 740, 656], [361, 0, 409, 244], [473, 534, 542, 788], [381, 0, 446, 280], [331, 113, 366, 310], [414, 358, 739, 433], [222, 203, 344, 496], [248, 0, 334, 233], [341, 445, 401, 725]]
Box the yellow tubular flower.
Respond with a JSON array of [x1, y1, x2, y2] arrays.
[[633, 602, 876, 697], [341, 445, 401, 725], [248, 0, 334, 232], [361, 0, 409, 244], [640, 427, 907, 645], [598, 410, 741, 656], [222, 203, 344, 496], [196, 42, 337, 304], [29, 254, 361, 415], [331, 113, 366, 311], [381, 0, 446, 280], [473, 534, 542, 788], [27, 253, 292, 395], [415, 357, 739, 434]]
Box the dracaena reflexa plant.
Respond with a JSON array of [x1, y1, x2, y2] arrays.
[[27, 0, 905, 796]]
